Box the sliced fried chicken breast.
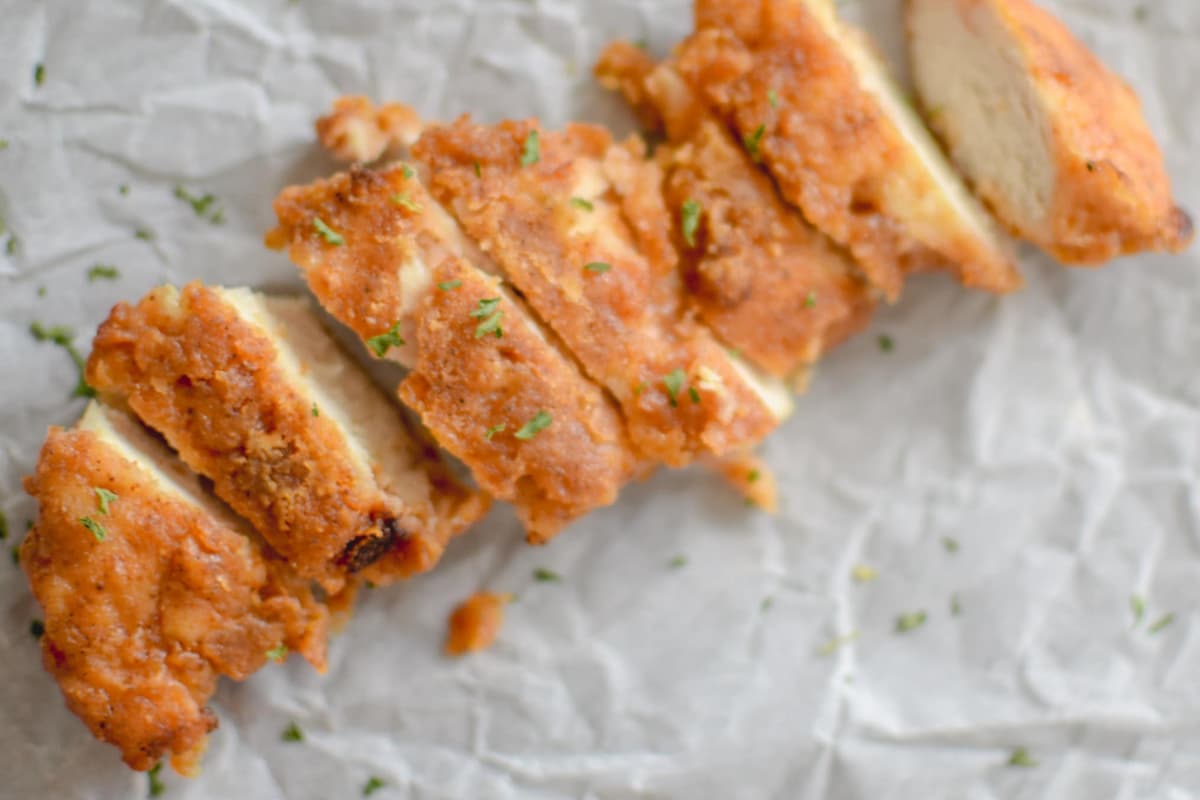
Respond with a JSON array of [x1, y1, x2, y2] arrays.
[[597, 41, 876, 384], [269, 166, 639, 542], [680, 0, 1022, 301], [907, 0, 1193, 263], [86, 284, 487, 593], [411, 117, 792, 466], [21, 402, 329, 775]]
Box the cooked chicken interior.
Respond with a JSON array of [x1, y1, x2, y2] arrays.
[[597, 42, 876, 384], [270, 166, 640, 542], [679, 0, 1021, 301], [21, 402, 329, 775], [906, 0, 1193, 263], [412, 117, 792, 466], [86, 283, 487, 593]]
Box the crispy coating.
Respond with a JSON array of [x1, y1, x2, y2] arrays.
[[269, 165, 637, 542], [597, 42, 876, 380], [413, 117, 786, 466], [709, 451, 779, 512], [315, 96, 423, 164], [444, 592, 511, 656], [22, 413, 328, 774], [908, 0, 1193, 263], [400, 259, 638, 542], [680, 0, 1022, 300], [86, 284, 478, 592]]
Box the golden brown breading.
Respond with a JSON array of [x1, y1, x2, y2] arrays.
[[22, 403, 328, 775], [315, 95, 423, 164], [907, 0, 1193, 263], [269, 165, 639, 542], [412, 117, 790, 466], [680, 0, 1022, 301], [399, 259, 639, 542], [444, 591, 511, 656], [86, 284, 485, 593], [597, 42, 876, 380]]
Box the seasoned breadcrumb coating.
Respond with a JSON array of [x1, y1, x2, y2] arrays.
[[315, 95, 423, 164], [22, 403, 328, 775]]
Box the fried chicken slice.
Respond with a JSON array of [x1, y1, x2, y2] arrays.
[[907, 0, 1193, 263], [86, 284, 488, 593], [597, 42, 876, 383], [412, 117, 792, 466], [21, 402, 329, 775], [269, 166, 639, 542], [315, 95, 423, 164], [679, 0, 1022, 301]]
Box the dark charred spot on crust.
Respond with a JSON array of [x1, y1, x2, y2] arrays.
[[337, 518, 407, 572]]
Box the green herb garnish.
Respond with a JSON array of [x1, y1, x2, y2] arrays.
[[401, 164, 415, 179], [804, 292, 817, 308], [950, 594, 962, 616], [311, 403, 319, 417], [942, 537, 959, 554], [817, 630, 860, 656], [680, 199, 701, 247], [148, 762, 166, 797], [438, 280, 462, 291], [761, 596, 775, 612], [851, 564, 877, 583], [390, 192, 423, 212], [743, 124, 766, 162], [134, 228, 154, 241], [894, 610, 927, 633], [1148, 613, 1175, 634], [662, 368, 686, 407], [173, 185, 220, 221], [0, 511, 7, 540], [118, 184, 129, 196], [768, 88, 780, 108], [281, 722, 304, 742], [515, 410, 552, 440], [520, 130, 541, 166], [95, 488, 118, 515], [570, 197, 594, 212], [30, 322, 94, 398], [87, 264, 120, 282], [473, 161, 482, 178], [366, 321, 405, 357], [878, 334, 894, 352], [471, 297, 504, 339], [533, 567, 560, 582], [669, 555, 687, 569], [363, 777, 386, 796], [584, 261, 611, 273], [80, 516, 106, 542], [266, 644, 288, 662], [33, 63, 44, 87], [747, 469, 760, 483], [1130, 594, 1145, 625], [313, 217, 344, 246], [688, 386, 701, 404], [485, 423, 506, 440], [1007, 747, 1037, 768]]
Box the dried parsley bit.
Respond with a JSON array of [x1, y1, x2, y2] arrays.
[[950, 594, 962, 616], [10, 544, 19, 566], [30, 322, 95, 398], [570, 197, 595, 212], [688, 386, 701, 404], [80, 516, 107, 542], [311, 403, 320, 418], [30, 619, 44, 639], [470, 297, 504, 339], [1147, 612, 1175, 634], [366, 321, 406, 357], [669, 555, 688, 569], [743, 124, 766, 162], [484, 423, 506, 440], [515, 410, 552, 440], [438, 280, 462, 291], [761, 595, 775, 612], [894, 610, 927, 633], [401, 164, 415, 180], [0, 139, 9, 151], [6, 236, 17, 256], [389, 192, 423, 213], [941, 536, 959, 554], [173, 185, 223, 224], [584, 261, 611, 274], [265, 644, 288, 662], [878, 334, 895, 353], [804, 291, 817, 308], [95, 487, 118, 515], [0, 510, 7, 540], [313, 217, 345, 246], [851, 564, 877, 583], [87, 264, 120, 282], [118, 184, 129, 196], [747, 469, 760, 483], [817, 630, 860, 656], [680, 199, 702, 247], [148, 762, 166, 797], [134, 228, 154, 241], [363, 776, 386, 796], [1130, 594, 1146, 624], [520, 130, 541, 166], [768, 88, 780, 109], [662, 368, 686, 407], [281, 722, 304, 742], [1007, 747, 1037, 768], [533, 567, 560, 582], [33, 63, 45, 87]]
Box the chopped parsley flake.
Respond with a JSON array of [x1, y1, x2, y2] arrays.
[[688, 386, 701, 404], [1134, 4, 1149, 22], [33, 63, 44, 87], [584, 261, 611, 273], [747, 469, 760, 483], [520, 130, 541, 166], [366, 321, 405, 357], [515, 410, 552, 440], [266, 644, 288, 662], [311, 403, 319, 417], [95, 488, 118, 515], [942, 536, 960, 554], [1130, 594, 1146, 624], [851, 564, 877, 583], [817, 630, 860, 656], [87, 264, 120, 282], [662, 368, 686, 407], [30, 322, 94, 398], [533, 567, 560, 582], [80, 516, 107, 542], [10, 545, 19, 566], [30, 619, 44, 639], [313, 217, 344, 246], [878, 334, 894, 353], [669, 555, 687, 569], [118, 184, 129, 196], [1007, 747, 1037, 768], [761, 596, 775, 612], [1148, 612, 1175, 634], [473, 161, 482, 178], [173, 185, 222, 223], [0, 139, 8, 151], [471, 297, 504, 339], [134, 228, 154, 241], [438, 280, 462, 291], [401, 164, 414, 179], [894, 610, 927, 633], [950, 594, 962, 615], [743, 124, 766, 162], [680, 199, 701, 247], [0, 511, 6, 540], [805, 292, 817, 308], [363, 777, 386, 796], [281, 722, 304, 742], [485, 423, 506, 440], [570, 197, 595, 212], [768, 88, 780, 108], [148, 762, 166, 797], [6, 236, 17, 256], [390, 192, 423, 212]]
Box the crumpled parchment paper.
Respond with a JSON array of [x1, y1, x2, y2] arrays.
[[2, 1, 1199, 797]]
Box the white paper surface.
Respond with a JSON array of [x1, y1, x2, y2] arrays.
[[2, 1, 1200, 797]]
